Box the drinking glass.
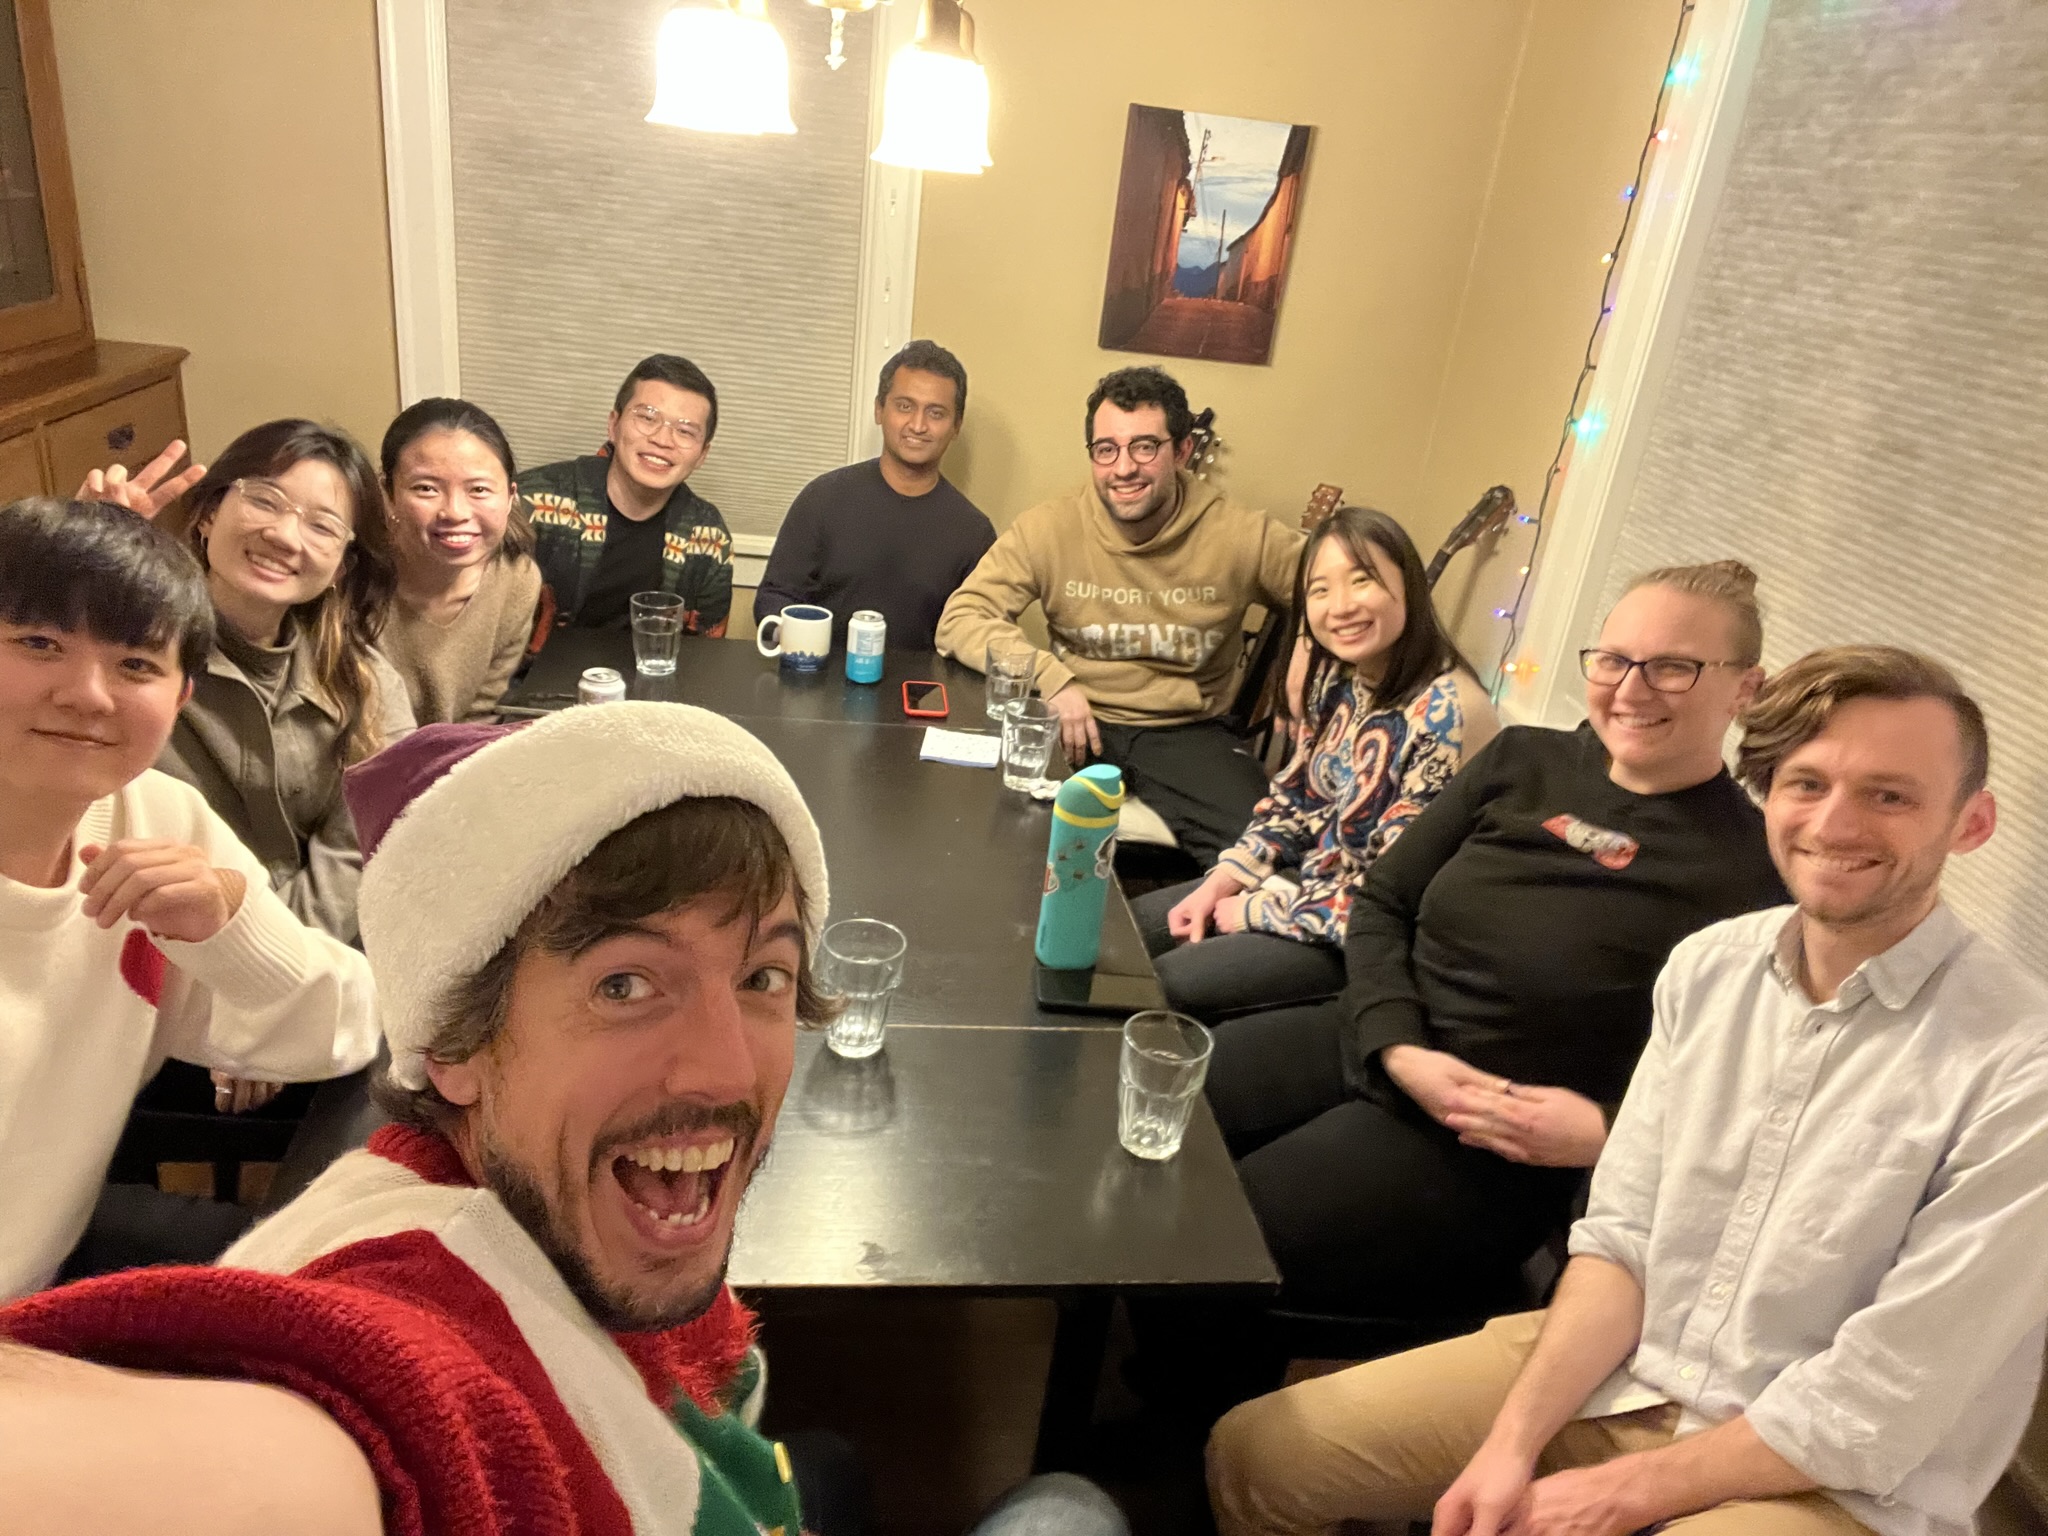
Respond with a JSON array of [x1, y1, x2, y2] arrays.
[[1118, 1011, 1213, 1160], [631, 591, 685, 676], [819, 918, 907, 1060], [1001, 697, 1057, 791], [985, 639, 1036, 723]]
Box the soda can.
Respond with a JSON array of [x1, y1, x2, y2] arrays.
[[577, 666, 627, 706], [846, 610, 886, 685]]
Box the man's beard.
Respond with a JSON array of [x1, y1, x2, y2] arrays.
[[477, 1103, 762, 1335]]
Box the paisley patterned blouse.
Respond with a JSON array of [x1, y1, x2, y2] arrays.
[[1216, 666, 1494, 944]]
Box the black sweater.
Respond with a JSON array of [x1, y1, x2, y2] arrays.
[[1343, 722, 1788, 1112], [757, 460, 996, 651]]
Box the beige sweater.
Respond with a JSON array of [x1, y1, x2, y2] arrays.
[[381, 554, 544, 724], [936, 472, 1304, 725]]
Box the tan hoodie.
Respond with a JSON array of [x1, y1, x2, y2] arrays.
[[936, 471, 1304, 726]]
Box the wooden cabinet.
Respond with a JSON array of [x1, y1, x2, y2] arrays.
[[0, 0, 91, 369], [0, 2, 191, 495], [0, 430, 39, 502], [0, 341, 191, 500], [44, 374, 186, 493]]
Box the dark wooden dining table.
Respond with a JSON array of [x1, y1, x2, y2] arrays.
[[278, 629, 1278, 1470]]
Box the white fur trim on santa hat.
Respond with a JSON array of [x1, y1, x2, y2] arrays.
[[359, 701, 828, 1089]]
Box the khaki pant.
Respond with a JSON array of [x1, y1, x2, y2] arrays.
[[1207, 1312, 1873, 1536]]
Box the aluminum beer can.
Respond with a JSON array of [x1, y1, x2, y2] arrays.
[[846, 609, 886, 684], [577, 666, 627, 706]]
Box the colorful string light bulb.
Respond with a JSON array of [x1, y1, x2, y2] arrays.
[[1491, 0, 1692, 704]]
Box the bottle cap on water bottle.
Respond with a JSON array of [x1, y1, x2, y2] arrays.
[[1052, 764, 1124, 827]]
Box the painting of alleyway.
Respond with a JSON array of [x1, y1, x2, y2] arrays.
[[1098, 105, 1312, 365]]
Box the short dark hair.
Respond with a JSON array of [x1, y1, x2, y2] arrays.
[[376, 796, 831, 1134], [1085, 366, 1194, 445], [1737, 645, 1991, 804], [0, 497, 214, 677], [612, 354, 720, 443], [380, 397, 536, 562], [877, 339, 967, 416], [1295, 506, 1478, 720]]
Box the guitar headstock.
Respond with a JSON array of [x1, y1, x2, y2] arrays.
[[1424, 485, 1519, 587], [1301, 483, 1343, 531], [1188, 407, 1222, 480]]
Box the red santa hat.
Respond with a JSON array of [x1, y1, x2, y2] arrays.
[[344, 702, 829, 1090]]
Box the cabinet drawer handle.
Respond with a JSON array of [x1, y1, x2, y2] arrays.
[[107, 424, 136, 452]]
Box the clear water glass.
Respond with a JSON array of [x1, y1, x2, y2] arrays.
[[1001, 697, 1057, 791], [631, 591, 685, 676], [1118, 1011, 1214, 1160], [820, 917, 907, 1060], [985, 639, 1035, 723]]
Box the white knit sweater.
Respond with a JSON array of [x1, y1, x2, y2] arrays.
[[0, 769, 380, 1299]]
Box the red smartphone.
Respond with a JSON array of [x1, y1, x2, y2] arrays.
[[902, 680, 949, 719]]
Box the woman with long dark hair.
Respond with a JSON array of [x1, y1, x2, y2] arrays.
[[378, 398, 543, 723], [154, 419, 415, 944], [1131, 506, 1497, 1022]]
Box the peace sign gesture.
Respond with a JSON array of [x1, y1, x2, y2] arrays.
[[77, 438, 208, 520]]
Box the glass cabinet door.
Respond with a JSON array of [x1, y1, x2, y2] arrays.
[[0, 0, 89, 360], [0, 0, 57, 312]]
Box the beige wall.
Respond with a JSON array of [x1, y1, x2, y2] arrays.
[[912, 0, 1674, 593], [914, 0, 1533, 535], [47, 0, 400, 461], [1417, 0, 1680, 663]]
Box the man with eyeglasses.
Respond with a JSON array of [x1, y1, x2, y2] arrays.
[[523, 354, 734, 636], [1210, 646, 2048, 1536], [936, 366, 1303, 864]]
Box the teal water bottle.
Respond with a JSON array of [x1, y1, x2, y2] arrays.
[[1034, 764, 1125, 969]]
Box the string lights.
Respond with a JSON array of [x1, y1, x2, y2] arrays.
[[1489, 0, 1698, 697]]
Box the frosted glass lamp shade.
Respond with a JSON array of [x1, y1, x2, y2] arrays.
[[871, 44, 991, 173], [646, 3, 798, 136]]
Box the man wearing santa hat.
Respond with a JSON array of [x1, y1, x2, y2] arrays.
[[0, 701, 1125, 1536]]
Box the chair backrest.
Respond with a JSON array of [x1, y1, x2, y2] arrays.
[[1220, 604, 1290, 741]]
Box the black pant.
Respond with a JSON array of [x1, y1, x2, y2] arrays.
[[1091, 720, 1269, 868], [1129, 880, 1347, 1022], [1206, 1002, 1581, 1317], [58, 1182, 256, 1282]]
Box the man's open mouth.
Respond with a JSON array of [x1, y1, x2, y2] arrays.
[[610, 1135, 736, 1230]]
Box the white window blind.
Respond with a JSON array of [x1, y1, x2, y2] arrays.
[[1594, 0, 2048, 968], [443, 0, 872, 541]]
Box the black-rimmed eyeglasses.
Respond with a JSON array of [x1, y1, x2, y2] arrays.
[[1087, 435, 1170, 467], [1578, 648, 1746, 693]]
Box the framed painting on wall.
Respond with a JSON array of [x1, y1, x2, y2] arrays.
[[1098, 104, 1312, 367]]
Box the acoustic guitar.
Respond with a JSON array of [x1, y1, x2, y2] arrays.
[[1425, 485, 1517, 590]]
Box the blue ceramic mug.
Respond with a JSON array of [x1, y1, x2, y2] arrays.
[[756, 604, 833, 672]]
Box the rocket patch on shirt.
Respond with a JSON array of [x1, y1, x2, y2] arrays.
[[1543, 814, 1639, 871]]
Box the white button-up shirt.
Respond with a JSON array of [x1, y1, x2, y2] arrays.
[[1571, 903, 2048, 1536]]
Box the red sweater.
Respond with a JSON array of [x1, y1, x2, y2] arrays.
[[0, 1126, 790, 1536]]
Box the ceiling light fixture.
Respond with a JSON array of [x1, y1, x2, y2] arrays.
[[871, 0, 992, 174], [803, 0, 881, 71], [646, 0, 797, 136]]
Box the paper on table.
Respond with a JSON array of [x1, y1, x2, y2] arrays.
[[919, 727, 1001, 768]]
